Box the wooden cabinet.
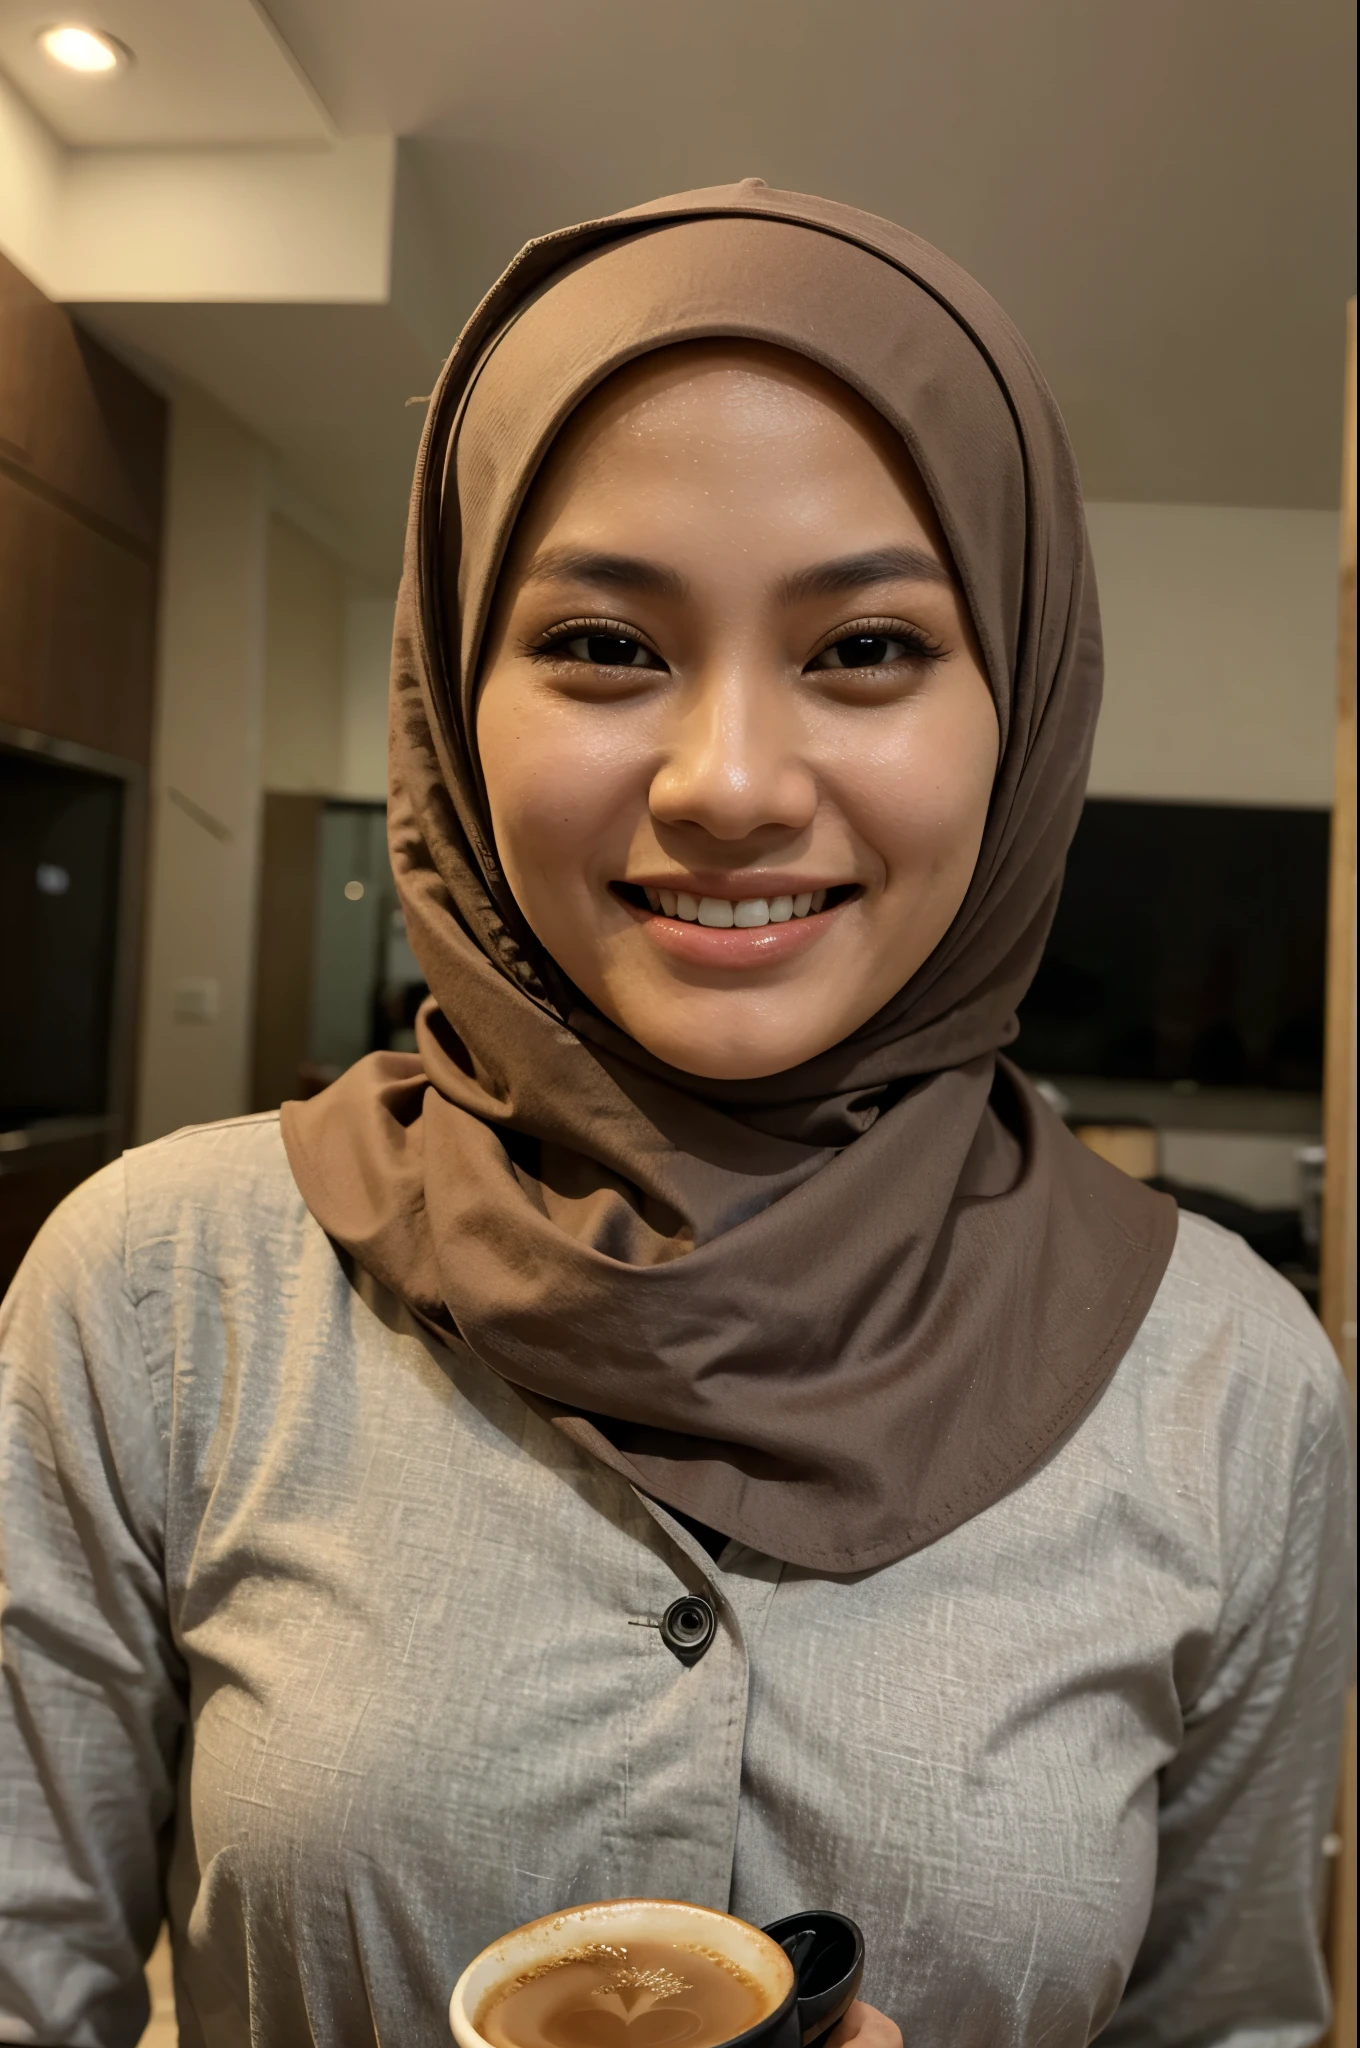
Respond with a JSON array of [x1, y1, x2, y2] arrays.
[[0, 258, 164, 566], [0, 472, 160, 763], [0, 251, 164, 762], [0, 250, 166, 1287]]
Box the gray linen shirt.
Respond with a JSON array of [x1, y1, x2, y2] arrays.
[[0, 1115, 1353, 2048]]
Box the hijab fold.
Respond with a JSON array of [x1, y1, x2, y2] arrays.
[[282, 180, 1176, 1573]]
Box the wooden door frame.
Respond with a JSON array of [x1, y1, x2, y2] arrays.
[[1323, 296, 1356, 2048]]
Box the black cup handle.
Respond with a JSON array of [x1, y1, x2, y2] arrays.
[[762, 1911, 865, 2048]]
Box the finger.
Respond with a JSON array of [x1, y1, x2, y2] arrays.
[[825, 1998, 904, 2046]]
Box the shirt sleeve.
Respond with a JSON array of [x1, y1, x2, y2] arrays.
[[0, 1161, 184, 2048], [1102, 1308, 1355, 2048]]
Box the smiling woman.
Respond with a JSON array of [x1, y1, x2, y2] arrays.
[[0, 180, 1351, 2048], [475, 341, 998, 1080]]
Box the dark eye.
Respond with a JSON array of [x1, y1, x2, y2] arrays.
[[561, 632, 661, 669], [810, 634, 914, 671]]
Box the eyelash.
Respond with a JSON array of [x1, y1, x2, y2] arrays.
[[527, 614, 947, 670], [526, 617, 662, 666], [805, 617, 946, 670]]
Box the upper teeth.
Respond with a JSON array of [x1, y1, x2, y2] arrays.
[[642, 888, 828, 926]]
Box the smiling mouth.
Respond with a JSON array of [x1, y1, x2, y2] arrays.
[[613, 882, 860, 928]]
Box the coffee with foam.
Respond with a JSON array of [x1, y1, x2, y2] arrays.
[[449, 1901, 795, 2048], [476, 1935, 770, 2047]]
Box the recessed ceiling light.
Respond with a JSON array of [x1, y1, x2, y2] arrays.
[[37, 24, 130, 73]]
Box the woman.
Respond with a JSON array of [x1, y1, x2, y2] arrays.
[[0, 181, 1351, 2047]]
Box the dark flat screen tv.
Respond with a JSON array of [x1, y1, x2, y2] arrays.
[[1012, 798, 1329, 1094], [0, 739, 130, 1129]]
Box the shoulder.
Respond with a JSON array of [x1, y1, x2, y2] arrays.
[[1, 1119, 318, 1561], [1114, 1209, 1352, 1588], [120, 1110, 310, 1262], [5, 1113, 323, 1384], [116, 1114, 335, 1346], [12, 1112, 308, 1292], [3, 1114, 349, 1468], [121, 1109, 303, 1227], [1143, 1208, 1346, 1430]]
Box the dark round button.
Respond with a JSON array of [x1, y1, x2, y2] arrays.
[[660, 1594, 717, 1665]]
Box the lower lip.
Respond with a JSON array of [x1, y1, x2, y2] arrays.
[[620, 894, 847, 968]]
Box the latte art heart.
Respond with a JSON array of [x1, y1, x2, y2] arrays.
[[476, 1939, 771, 2048]]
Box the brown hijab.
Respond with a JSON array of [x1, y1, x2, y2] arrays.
[[282, 179, 1177, 1574]]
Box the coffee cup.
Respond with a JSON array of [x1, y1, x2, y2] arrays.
[[449, 1898, 866, 2048], [448, 1897, 801, 2048]]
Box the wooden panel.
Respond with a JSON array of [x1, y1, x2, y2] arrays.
[[0, 249, 165, 557], [0, 248, 164, 767], [250, 793, 323, 1113], [1324, 298, 1356, 2048], [1321, 302, 1358, 1365], [0, 470, 159, 764], [0, 279, 44, 464], [0, 256, 164, 1278]]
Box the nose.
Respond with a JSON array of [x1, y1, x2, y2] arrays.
[[648, 664, 817, 845]]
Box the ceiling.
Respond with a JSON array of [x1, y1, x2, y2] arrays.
[[3, 0, 1354, 584], [0, 0, 327, 142]]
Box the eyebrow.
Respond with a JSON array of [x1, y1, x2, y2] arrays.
[[521, 546, 689, 601], [519, 540, 953, 607], [776, 545, 953, 604]]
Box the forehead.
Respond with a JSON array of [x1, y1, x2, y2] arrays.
[[573, 337, 887, 429], [512, 339, 942, 552]]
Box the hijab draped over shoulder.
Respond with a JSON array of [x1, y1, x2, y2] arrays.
[[282, 179, 1176, 1574]]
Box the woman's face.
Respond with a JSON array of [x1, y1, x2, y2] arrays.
[[476, 342, 999, 1081]]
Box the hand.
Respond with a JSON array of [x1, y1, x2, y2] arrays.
[[826, 1999, 903, 2046]]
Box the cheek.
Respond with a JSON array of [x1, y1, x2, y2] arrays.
[[478, 689, 646, 892], [843, 685, 998, 901]]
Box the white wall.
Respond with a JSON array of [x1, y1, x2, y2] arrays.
[[262, 515, 347, 793], [0, 68, 61, 288], [138, 444, 384, 1140], [1080, 501, 1340, 1187], [1086, 501, 1339, 808], [258, 523, 392, 799], [60, 139, 395, 303], [136, 387, 269, 1142], [338, 595, 395, 801], [0, 70, 395, 308]]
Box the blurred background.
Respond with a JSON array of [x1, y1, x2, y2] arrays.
[[0, 2, 1355, 2036]]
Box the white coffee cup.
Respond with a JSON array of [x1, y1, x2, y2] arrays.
[[448, 1896, 798, 2048]]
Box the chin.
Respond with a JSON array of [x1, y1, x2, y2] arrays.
[[672, 1052, 795, 1081], [635, 1023, 826, 1083]]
